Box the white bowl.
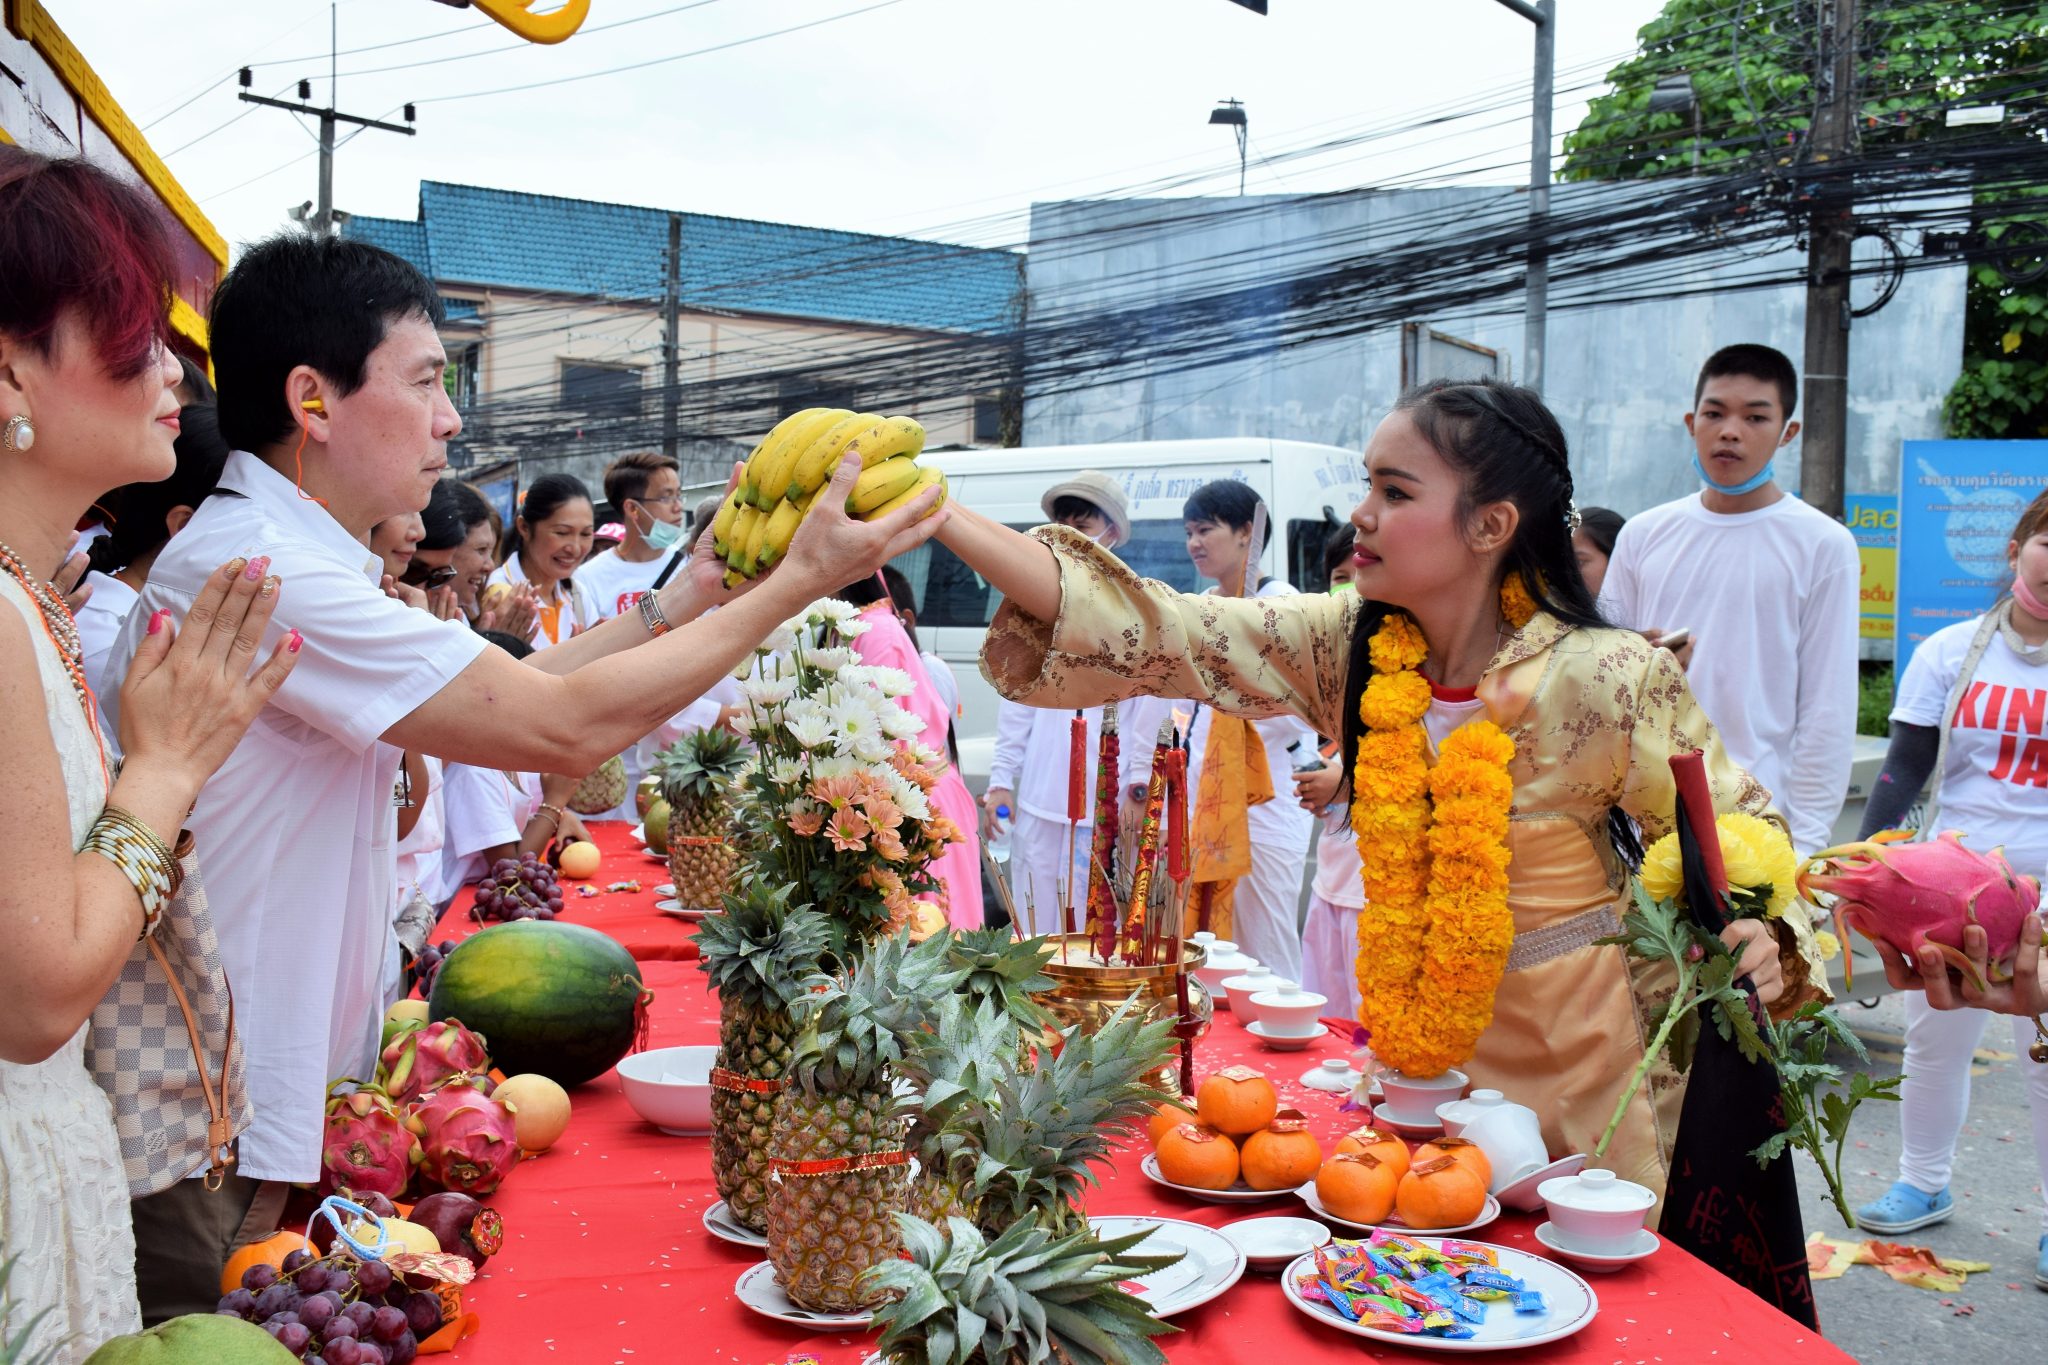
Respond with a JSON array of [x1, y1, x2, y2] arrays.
[[1378, 1067, 1466, 1120], [1220, 1216, 1330, 1270], [1192, 941, 1255, 1002], [1537, 1167, 1656, 1257], [615, 1044, 718, 1135], [1221, 965, 1278, 1020], [1248, 981, 1326, 1036]]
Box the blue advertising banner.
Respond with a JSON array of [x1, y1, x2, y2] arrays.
[[1896, 440, 2048, 677], [1841, 493, 1897, 641]]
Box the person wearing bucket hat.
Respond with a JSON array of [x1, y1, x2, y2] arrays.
[[1040, 471, 1131, 550], [984, 473, 1132, 931]]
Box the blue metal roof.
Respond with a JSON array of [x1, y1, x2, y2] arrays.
[[343, 181, 1017, 336]]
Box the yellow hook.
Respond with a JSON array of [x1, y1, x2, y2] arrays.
[[468, 0, 590, 45]]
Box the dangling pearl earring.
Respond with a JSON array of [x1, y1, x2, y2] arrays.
[[2, 415, 34, 452]]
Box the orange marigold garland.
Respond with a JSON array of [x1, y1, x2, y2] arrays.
[[1351, 577, 1532, 1078]]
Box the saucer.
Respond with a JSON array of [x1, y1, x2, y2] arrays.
[[1368, 1104, 1444, 1137], [733, 1261, 871, 1328], [654, 882, 676, 897], [1534, 1221, 1659, 1271], [702, 1199, 767, 1249], [1246, 1021, 1321, 1051], [1141, 1153, 1294, 1204], [1497, 1153, 1588, 1212], [1219, 1216, 1331, 1271], [1296, 1183, 1502, 1238], [656, 898, 709, 920]]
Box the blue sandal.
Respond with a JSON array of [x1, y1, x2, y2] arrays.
[[1855, 1181, 1954, 1235], [2035, 1235, 2046, 1291]]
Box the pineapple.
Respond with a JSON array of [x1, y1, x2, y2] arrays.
[[660, 726, 750, 910], [968, 1000, 1174, 1239], [898, 995, 1020, 1228], [693, 879, 830, 1233], [866, 1213, 1180, 1365], [567, 752, 628, 814], [941, 929, 1055, 1033], [767, 934, 956, 1312]]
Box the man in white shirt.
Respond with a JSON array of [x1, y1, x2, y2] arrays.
[[104, 234, 943, 1319], [1600, 343, 1860, 854]]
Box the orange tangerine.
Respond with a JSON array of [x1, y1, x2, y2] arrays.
[[1315, 1152, 1399, 1225], [220, 1230, 314, 1294], [1195, 1066, 1277, 1137], [1413, 1136, 1492, 1189], [1333, 1125, 1410, 1178], [1240, 1110, 1322, 1191], [1147, 1100, 1199, 1147], [1394, 1155, 1489, 1229], [1155, 1123, 1241, 1190]]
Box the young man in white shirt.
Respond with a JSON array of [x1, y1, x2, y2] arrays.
[[1600, 343, 1861, 855], [577, 451, 686, 620], [104, 234, 942, 1320]]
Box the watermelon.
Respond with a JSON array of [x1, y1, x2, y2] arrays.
[[428, 921, 647, 1087]]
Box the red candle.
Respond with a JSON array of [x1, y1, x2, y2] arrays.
[[1068, 714, 1088, 824], [1165, 748, 1188, 883]]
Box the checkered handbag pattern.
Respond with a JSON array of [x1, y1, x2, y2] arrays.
[[84, 840, 253, 1197]]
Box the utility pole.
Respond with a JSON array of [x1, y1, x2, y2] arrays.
[[1800, 0, 1859, 520], [661, 211, 682, 461], [1489, 0, 1554, 393], [238, 78, 415, 235]]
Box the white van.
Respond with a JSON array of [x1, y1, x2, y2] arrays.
[[686, 437, 1365, 789]]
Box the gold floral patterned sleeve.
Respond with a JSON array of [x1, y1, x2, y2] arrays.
[[980, 525, 1358, 740], [1614, 639, 1831, 1012]]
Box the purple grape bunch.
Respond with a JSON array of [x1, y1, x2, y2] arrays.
[[469, 853, 563, 923], [216, 1251, 440, 1363], [410, 940, 452, 996]]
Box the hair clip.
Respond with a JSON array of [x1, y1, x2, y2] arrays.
[[1564, 502, 1584, 532]]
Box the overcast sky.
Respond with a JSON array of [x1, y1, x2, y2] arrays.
[[62, 0, 1668, 257]]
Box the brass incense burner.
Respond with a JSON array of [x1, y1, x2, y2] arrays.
[[1036, 936, 1212, 1092]]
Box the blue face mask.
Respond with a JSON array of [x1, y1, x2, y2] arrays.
[[635, 503, 685, 551], [1692, 450, 1777, 495]]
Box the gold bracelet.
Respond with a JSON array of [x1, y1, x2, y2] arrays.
[[532, 803, 564, 831], [85, 805, 179, 939]]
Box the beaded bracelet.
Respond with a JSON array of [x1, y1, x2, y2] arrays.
[[85, 805, 179, 940]]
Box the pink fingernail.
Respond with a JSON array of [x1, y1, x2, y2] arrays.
[[286, 628, 303, 653], [245, 556, 270, 581], [146, 609, 167, 636]]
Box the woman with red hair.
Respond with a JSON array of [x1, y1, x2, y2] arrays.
[[0, 147, 301, 1359]]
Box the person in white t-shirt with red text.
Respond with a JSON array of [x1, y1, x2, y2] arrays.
[[1600, 343, 1861, 856], [1849, 489, 2048, 1290]]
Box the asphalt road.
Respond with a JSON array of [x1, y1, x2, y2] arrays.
[[1790, 992, 2047, 1361]]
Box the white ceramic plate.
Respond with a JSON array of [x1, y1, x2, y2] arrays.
[[702, 1200, 767, 1250], [1088, 1215, 1246, 1317], [1245, 1021, 1320, 1051], [1141, 1153, 1295, 1204], [1220, 1216, 1331, 1270], [1295, 1184, 1503, 1237], [1281, 1237, 1599, 1352], [1497, 1153, 1587, 1213], [630, 824, 647, 845], [654, 882, 676, 897], [655, 898, 710, 920], [1533, 1222, 1659, 1272], [1370, 1105, 1446, 1137], [734, 1261, 873, 1329]]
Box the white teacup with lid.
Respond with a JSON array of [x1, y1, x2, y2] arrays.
[[1220, 963, 1277, 1020], [1248, 980, 1326, 1037], [1192, 939, 1254, 1003], [1537, 1168, 1657, 1256], [1459, 1093, 1550, 1191], [1300, 1057, 1359, 1093], [1434, 1087, 1505, 1138]]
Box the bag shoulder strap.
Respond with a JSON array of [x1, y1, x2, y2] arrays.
[[1920, 606, 2005, 841]]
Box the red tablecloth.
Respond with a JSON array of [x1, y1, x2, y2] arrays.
[[437, 820, 697, 962], [436, 821, 1853, 1364]]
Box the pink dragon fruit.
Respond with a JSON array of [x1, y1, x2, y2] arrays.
[[378, 1018, 491, 1104], [405, 1076, 522, 1196], [1798, 830, 2045, 992], [318, 1084, 421, 1200]]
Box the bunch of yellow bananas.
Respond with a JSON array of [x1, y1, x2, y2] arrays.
[[709, 408, 947, 585]]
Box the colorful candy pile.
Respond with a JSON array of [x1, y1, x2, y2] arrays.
[[1294, 1231, 1546, 1339]]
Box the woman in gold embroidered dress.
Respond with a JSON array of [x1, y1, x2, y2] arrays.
[[932, 379, 1827, 1204]]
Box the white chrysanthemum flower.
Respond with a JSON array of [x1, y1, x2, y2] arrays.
[[785, 713, 833, 749], [865, 666, 917, 699], [896, 784, 933, 822], [762, 625, 799, 655], [880, 706, 926, 740], [836, 615, 871, 639], [768, 756, 805, 786], [811, 752, 858, 781], [806, 646, 853, 673], [811, 598, 860, 625], [741, 678, 796, 708], [907, 741, 945, 769]]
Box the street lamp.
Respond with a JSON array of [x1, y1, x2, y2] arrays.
[[1648, 72, 1702, 172], [1209, 98, 1248, 196]]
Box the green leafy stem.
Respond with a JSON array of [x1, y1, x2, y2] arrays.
[[1592, 885, 1901, 1229]]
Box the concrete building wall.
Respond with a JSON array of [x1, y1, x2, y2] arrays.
[[1021, 187, 1967, 518]]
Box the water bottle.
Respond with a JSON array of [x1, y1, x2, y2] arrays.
[[986, 804, 1013, 864]]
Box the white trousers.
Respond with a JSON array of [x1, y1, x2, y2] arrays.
[[1896, 992, 2048, 1230], [1220, 834, 1310, 984], [1300, 892, 1363, 1026], [1007, 810, 1091, 939]]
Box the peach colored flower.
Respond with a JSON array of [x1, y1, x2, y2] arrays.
[[860, 794, 904, 830], [787, 808, 825, 838], [810, 774, 863, 810], [826, 806, 871, 852], [872, 827, 909, 863]]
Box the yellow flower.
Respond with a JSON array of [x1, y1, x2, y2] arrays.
[[1814, 930, 1841, 961], [1639, 832, 1685, 904], [1368, 611, 1430, 675], [1716, 812, 1800, 917], [1361, 670, 1432, 730], [1499, 572, 1539, 630]]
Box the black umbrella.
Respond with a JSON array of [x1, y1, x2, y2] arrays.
[[1659, 751, 1818, 1331]]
